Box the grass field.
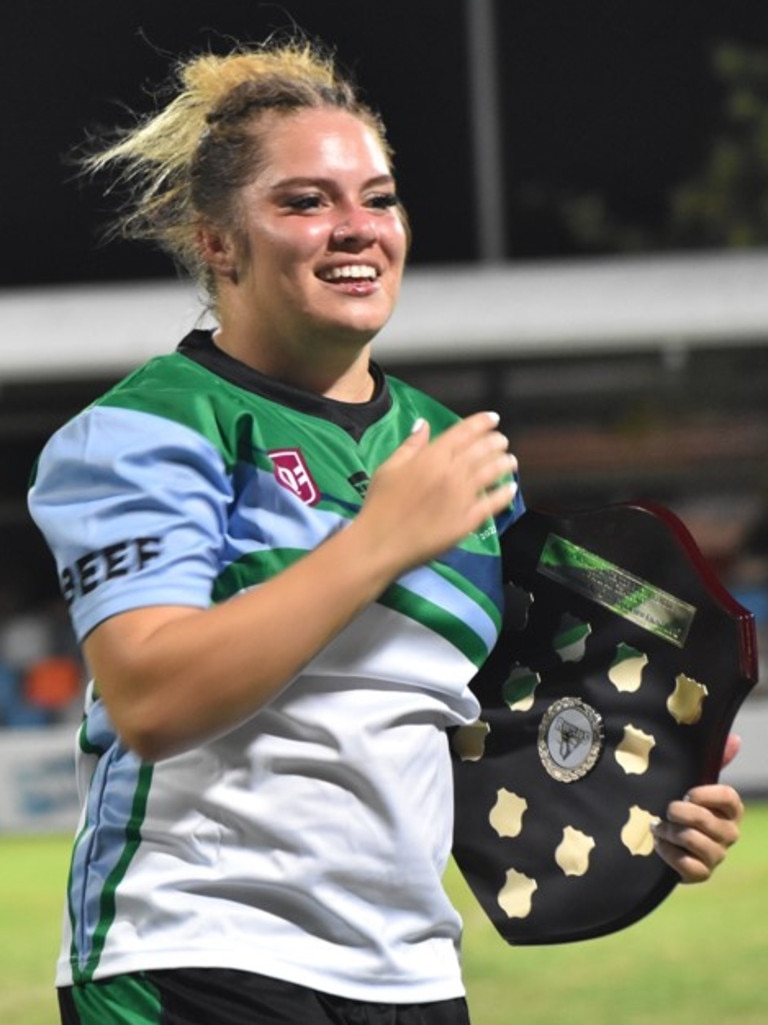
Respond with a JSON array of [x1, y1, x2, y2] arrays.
[[2, 805, 767, 1025]]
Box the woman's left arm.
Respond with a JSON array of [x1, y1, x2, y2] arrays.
[[652, 733, 745, 883]]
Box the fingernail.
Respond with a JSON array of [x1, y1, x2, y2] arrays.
[[411, 417, 426, 434], [485, 411, 501, 425]]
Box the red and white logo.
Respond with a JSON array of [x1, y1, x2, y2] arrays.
[[269, 448, 320, 506]]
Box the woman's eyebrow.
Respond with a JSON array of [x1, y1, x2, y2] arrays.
[[269, 174, 396, 192]]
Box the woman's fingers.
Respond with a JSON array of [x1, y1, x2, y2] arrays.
[[652, 784, 744, 883], [720, 732, 742, 769], [360, 411, 518, 571], [430, 411, 518, 491]]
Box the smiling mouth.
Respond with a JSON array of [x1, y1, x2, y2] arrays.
[[319, 264, 378, 282]]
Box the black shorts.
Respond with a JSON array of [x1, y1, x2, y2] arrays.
[[58, 967, 472, 1025]]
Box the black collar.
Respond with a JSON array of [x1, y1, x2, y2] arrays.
[[177, 329, 392, 442]]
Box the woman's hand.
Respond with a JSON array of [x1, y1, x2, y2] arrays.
[[652, 733, 744, 883], [357, 411, 517, 575]]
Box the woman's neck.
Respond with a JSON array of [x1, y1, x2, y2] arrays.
[[210, 326, 375, 403]]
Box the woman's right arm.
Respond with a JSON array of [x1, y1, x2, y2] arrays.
[[83, 411, 517, 761]]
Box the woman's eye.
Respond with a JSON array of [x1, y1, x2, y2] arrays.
[[367, 192, 399, 210], [286, 194, 324, 211]]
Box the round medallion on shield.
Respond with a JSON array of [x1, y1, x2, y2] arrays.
[[537, 697, 604, 783]]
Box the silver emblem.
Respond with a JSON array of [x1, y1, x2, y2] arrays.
[[538, 697, 604, 783]]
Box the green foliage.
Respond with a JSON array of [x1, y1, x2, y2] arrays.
[[670, 44, 768, 247], [528, 42, 768, 254]]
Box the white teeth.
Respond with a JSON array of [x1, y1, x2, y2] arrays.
[[323, 265, 377, 281]]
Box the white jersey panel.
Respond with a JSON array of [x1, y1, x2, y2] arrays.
[[56, 604, 478, 1000]]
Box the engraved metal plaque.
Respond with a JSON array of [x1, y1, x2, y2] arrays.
[[538, 533, 696, 647]]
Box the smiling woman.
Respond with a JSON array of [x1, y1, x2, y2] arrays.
[[199, 107, 408, 395], [87, 47, 409, 397], [27, 35, 522, 1025], [26, 33, 743, 1025]]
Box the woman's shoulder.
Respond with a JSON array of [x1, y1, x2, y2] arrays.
[[383, 371, 461, 430], [31, 338, 241, 486]]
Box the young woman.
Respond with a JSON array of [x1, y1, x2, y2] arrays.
[[29, 39, 743, 1025]]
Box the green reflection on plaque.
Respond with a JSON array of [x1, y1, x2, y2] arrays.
[[538, 534, 696, 648]]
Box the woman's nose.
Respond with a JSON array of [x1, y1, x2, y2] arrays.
[[331, 211, 378, 248]]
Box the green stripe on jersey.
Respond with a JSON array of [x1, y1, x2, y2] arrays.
[[430, 559, 502, 634], [212, 548, 495, 666], [77, 716, 106, 757], [74, 763, 154, 983], [212, 547, 305, 603], [379, 583, 491, 668], [71, 973, 163, 1025]]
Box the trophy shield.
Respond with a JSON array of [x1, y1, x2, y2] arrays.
[[452, 502, 758, 945]]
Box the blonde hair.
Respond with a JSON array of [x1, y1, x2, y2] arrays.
[[84, 39, 394, 298]]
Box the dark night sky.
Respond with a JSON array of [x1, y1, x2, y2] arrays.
[[4, 0, 768, 285]]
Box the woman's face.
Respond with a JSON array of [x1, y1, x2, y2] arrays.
[[223, 107, 408, 359]]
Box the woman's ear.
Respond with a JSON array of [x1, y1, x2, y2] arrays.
[[197, 221, 239, 284]]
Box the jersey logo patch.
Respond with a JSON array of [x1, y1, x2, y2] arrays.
[[347, 470, 370, 499], [269, 449, 320, 505]]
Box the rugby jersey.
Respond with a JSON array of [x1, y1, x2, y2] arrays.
[[29, 329, 524, 1002]]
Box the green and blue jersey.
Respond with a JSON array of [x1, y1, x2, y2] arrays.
[[29, 329, 523, 1002]]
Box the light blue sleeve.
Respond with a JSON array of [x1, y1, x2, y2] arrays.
[[28, 405, 233, 641]]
